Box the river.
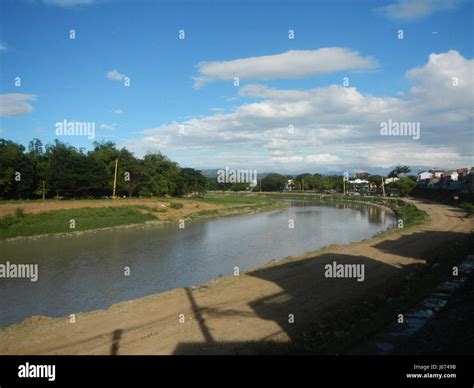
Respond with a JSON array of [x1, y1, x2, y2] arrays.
[[0, 200, 395, 326]]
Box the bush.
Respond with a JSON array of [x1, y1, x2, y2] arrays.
[[15, 208, 25, 218], [170, 202, 183, 209], [461, 203, 474, 216]]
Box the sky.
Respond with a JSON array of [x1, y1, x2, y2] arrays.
[[0, 0, 473, 174]]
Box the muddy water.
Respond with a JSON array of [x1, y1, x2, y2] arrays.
[[0, 201, 394, 326]]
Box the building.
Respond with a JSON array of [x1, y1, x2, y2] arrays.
[[418, 171, 433, 181], [355, 171, 370, 179], [429, 168, 445, 178], [444, 171, 459, 182], [284, 179, 295, 191], [349, 179, 369, 193]]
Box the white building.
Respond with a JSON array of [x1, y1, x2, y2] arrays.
[[445, 171, 459, 182], [429, 168, 444, 178], [285, 179, 295, 191], [418, 171, 433, 181]]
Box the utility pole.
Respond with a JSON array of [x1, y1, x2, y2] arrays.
[[302, 178, 304, 191], [112, 158, 118, 199], [381, 176, 386, 198], [343, 177, 346, 196], [42, 180, 46, 200]]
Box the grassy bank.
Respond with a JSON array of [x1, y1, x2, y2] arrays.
[[322, 195, 427, 228], [0, 194, 287, 240], [0, 205, 158, 240], [190, 193, 287, 220], [261, 192, 427, 229]]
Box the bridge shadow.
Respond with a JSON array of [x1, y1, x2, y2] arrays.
[[173, 230, 470, 354], [173, 253, 411, 354], [373, 231, 468, 262], [24, 232, 466, 355]]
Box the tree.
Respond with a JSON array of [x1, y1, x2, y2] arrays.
[[0, 139, 35, 199], [395, 177, 417, 197], [261, 173, 287, 192], [389, 165, 411, 178], [177, 168, 208, 195], [140, 152, 181, 197], [0, 138, 209, 199], [116, 148, 144, 197]]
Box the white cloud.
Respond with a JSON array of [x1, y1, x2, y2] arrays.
[[43, 0, 94, 6], [100, 123, 117, 130], [113, 109, 123, 114], [378, 0, 462, 21], [306, 154, 342, 164], [0, 43, 7, 52], [124, 51, 473, 170], [193, 48, 377, 88], [106, 70, 126, 81], [0, 94, 37, 117]]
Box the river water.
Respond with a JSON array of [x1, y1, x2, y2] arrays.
[[0, 200, 394, 326]]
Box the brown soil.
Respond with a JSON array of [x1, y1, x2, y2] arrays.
[[0, 199, 472, 355], [0, 198, 220, 218]]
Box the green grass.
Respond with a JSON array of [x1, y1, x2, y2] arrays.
[[189, 193, 288, 220], [0, 206, 158, 240], [334, 197, 426, 227], [461, 202, 474, 217], [194, 193, 272, 206]]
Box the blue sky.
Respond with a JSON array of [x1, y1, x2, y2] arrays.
[[0, 0, 473, 173]]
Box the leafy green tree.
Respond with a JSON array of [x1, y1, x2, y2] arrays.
[[395, 177, 417, 197], [389, 165, 411, 178], [0, 138, 209, 199], [261, 173, 287, 192], [0, 139, 35, 199], [177, 168, 208, 195]]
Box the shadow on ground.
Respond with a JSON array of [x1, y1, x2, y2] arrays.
[[23, 230, 468, 355], [172, 231, 469, 354]]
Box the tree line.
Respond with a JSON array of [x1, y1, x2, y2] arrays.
[[0, 139, 208, 199], [0, 138, 417, 199]]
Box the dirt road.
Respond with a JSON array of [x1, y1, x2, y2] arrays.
[[0, 199, 472, 355]]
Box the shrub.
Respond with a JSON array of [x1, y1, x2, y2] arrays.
[[15, 208, 25, 218], [461, 203, 474, 217], [170, 202, 183, 209]]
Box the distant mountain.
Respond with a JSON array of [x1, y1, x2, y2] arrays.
[[197, 165, 469, 178]]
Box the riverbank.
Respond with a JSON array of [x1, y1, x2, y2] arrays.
[[259, 192, 428, 229], [0, 194, 287, 241], [1, 198, 472, 355]]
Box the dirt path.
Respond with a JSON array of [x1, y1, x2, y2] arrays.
[[0, 199, 472, 355]]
